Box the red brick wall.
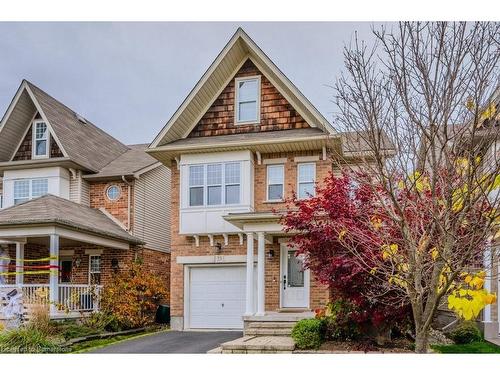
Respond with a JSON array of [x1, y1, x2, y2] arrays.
[[89, 180, 134, 230], [169, 156, 330, 319], [12, 123, 64, 161], [6, 243, 170, 294], [187, 59, 310, 137], [254, 151, 332, 212]]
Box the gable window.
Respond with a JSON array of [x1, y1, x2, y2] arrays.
[[235, 76, 260, 124], [188, 162, 241, 207], [297, 163, 316, 199], [14, 178, 48, 205], [33, 121, 49, 158], [89, 255, 101, 285], [267, 164, 284, 201]]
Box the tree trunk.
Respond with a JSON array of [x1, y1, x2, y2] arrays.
[[414, 328, 430, 353]]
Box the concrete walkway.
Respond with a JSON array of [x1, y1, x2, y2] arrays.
[[90, 330, 243, 354]]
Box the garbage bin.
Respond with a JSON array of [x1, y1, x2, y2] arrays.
[[156, 304, 170, 324]]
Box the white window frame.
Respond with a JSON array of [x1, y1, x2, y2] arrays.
[[297, 163, 316, 200], [32, 120, 50, 159], [13, 178, 48, 205], [234, 75, 261, 125], [187, 162, 242, 208], [266, 164, 285, 201], [106, 185, 122, 201], [89, 255, 101, 285]]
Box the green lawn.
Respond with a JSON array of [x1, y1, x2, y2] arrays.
[[432, 341, 500, 354]]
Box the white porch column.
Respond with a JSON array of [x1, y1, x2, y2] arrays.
[[15, 242, 24, 285], [49, 234, 59, 315], [256, 232, 266, 316], [245, 232, 255, 315]]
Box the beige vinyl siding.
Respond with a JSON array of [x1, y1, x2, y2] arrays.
[[0, 88, 37, 161], [133, 165, 171, 252], [69, 170, 90, 206]]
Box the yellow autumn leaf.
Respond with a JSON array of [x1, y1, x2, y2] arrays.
[[338, 229, 347, 240], [479, 102, 497, 122], [381, 244, 398, 260], [431, 247, 439, 260]]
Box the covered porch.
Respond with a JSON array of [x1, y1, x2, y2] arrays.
[[0, 195, 143, 319]]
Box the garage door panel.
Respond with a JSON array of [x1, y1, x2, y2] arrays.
[[188, 266, 246, 329]]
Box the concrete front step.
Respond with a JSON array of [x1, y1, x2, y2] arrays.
[[248, 321, 296, 329], [220, 335, 295, 354], [245, 328, 293, 336]]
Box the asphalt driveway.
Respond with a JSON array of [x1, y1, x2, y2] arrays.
[[90, 330, 242, 354]]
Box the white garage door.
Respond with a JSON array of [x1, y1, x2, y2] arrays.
[[189, 266, 246, 329]]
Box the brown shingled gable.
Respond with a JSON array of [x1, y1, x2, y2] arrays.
[[187, 59, 310, 138], [13, 121, 64, 161]]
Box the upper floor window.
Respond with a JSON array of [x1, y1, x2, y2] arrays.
[[32, 121, 49, 158], [13, 178, 48, 205], [297, 163, 316, 199], [235, 76, 260, 124], [189, 162, 241, 207], [267, 164, 284, 201]]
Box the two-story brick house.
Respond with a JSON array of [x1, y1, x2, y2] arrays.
[[0, 80, 171, 318], [147, 28, 375, 331]]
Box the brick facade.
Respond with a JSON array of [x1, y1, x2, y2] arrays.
[[169, 151, 331, 322], [12, 123, 64, 161], [89, 180, 134, 230], [6, 243, 170, 296], [187, 59, 310, 138]]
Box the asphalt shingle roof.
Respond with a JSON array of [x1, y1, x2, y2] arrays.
[[0, 195, 143, 245], [26, 81, 129, 172], [83, 144, 159, 180]]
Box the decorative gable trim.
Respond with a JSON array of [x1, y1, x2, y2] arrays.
[[23, 83, 69, 158], [150, 28, 335, 149], [2, 82, 69, 161]]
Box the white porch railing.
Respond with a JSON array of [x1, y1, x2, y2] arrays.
[[0, 284, 103, 316]]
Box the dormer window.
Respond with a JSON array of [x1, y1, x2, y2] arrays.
[[235, 76, 260, 124], [33, 121, 49, 158]]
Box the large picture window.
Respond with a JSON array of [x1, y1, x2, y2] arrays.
[[33, 121, 49, 158], [13, 178, 48, 205], [188, 162, 241, 207]]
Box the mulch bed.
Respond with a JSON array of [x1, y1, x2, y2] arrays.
[[311, 338, 414, 353]]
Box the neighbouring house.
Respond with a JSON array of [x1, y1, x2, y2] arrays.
[[147, 28, 383, 331], [0, 80, 171, 319]]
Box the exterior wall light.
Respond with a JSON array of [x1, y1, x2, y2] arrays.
[[266, 249, 275, 259]]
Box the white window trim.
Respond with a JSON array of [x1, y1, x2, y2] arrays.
[[13, 178, 49, 205], [32, 120, 50, 159], [188, 162, 242, 208], [297, 162, 316, 200], [266, 164, 285, 202], [106, 184, 122, 201], [234, 75, 261, 125], [88, 255, 101, 285]]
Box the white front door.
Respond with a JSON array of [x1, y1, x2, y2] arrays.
[[280, 245, 310, 308]]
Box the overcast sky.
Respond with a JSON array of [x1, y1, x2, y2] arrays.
[[0, 22, 379, 145]]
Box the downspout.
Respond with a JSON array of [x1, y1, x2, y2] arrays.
[[121, 175, 133, 232]]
